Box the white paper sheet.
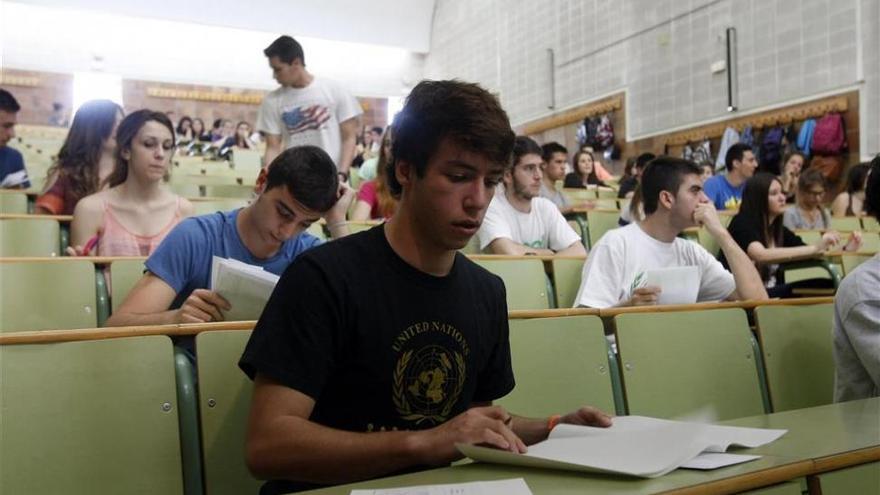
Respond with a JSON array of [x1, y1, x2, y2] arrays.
[[680, 453, 761, 470], [643, 266, 700, 305], [349, 478, 532, 495], [210, 256, 280, 321], [458, 416, 786, 479]]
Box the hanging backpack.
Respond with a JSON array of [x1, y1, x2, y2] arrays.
[[797, 119, 816, 157], [582, 116, 601, 148], [811, 113, 846, 155], [759, 126, 785, 175], [692, 140, 712, 165], [594, 114, 615, 149]]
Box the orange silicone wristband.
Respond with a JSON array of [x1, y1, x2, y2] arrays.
[[547, 414, 562, 432]]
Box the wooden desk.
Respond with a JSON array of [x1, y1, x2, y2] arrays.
[[299, 399, 880, 495]]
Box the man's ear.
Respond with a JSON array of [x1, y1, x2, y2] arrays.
[[658, 190, 675, 210], [395, 159, 412, 189], [254, 167, 268, 195], [502, 167, 514, 186]]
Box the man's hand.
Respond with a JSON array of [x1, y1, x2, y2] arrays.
[[324, 183, 357, 224], [693, 202, 724, 235], [175, 289, 231, 323], [627, 286, 661, 306], [559, 406, 613, 428], [413, 406, 526, 466]]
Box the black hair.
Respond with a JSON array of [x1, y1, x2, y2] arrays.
[[844, 163, 871, 195], [541, 142, 568, 162], [725, 143, 753, 172], [264, 35, 306, 65], [738, 173, 785, 281], [108, 109, 176, 187], [797, 168, 826, 193], [265, 145, 339, 212], [641, 156, 702, 215], [0, 89, 21, 113], [387, 79, 514, 197], [370, 126, 383, 135], [636, 152, 656, 169], [176, 116, 193, 135], [511, 136, 543, 169], [865, 155, 880, 220], [212, 118, 223, 130]]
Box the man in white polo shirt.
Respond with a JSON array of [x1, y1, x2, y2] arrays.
[[478, 136, 586, 256]]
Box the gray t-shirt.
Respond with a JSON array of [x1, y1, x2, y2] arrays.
[[833, 254, 880, 402], [539, 182, 570, 209], [782, 206, 830, 230]]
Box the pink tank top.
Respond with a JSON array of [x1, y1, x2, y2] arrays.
[[97, 198, 183, 256]]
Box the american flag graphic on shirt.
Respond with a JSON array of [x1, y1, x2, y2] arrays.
[[281, 105, 331, 135]]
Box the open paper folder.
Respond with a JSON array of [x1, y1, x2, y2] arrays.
[[457, 416, 786, 478], [210, 256, 280, 321]]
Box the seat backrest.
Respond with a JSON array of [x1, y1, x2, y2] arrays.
[[551, 258, 585, 308], [858, 231, 880, 253], [814, 462, 880, 495], [0, 192, 28, 213], [196, 330, 262, 495], [233, 149, 262, 172], [0, 336, 184, 494], [754, 303, 834, 412], [840, 253, 874, 277], [586, 210, 621, 249], [0, 259, 98, 332], [614, 308, 765, 420], [190, 199, 249, 216], [498, 316, 616, 417], [110, 258, 147, 311], [829, 217, 862, 232], [696, 215, 733, 257], [203, 184, 254, 199], [470, 258, 552, 310], [862, 216, 879, 231], [0, 218, 61, 256]]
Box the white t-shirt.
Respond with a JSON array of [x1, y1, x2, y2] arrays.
[[574, 223, 735, 308], [256, 77, 363, 167], [478, 194, 581, 252]]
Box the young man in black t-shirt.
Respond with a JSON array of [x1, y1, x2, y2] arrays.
[[239, 79, 613, 494]]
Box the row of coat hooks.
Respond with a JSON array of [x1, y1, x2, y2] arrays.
[[665, 95, 849, 146], [521, 93, 623, 135]]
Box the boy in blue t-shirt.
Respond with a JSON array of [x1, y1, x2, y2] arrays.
[[702, 143, 756, 210], [0, 89, 30, 189], [105, 146, 355, 327]]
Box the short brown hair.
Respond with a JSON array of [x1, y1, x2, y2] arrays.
[[386, 80, 514, 197]]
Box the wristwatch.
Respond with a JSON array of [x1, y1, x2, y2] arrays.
[[337, 171, 350, 182]]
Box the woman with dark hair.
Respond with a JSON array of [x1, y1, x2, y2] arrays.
[[720, 173, 860, 298], [191, 118, 211, 142], [350, 126, 397, 221], [784, 168, 832, 230], [176, 116, 194, 142], [831, 163, 871, 217], [564, 149, 607, 188], [35, 100, 123, 214], [68, 110, 193, 256]]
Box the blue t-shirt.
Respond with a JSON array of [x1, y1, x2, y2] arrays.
[[145, 209, 322, 309], [0, 147, 30, 188], [703, 174, 744, 210]]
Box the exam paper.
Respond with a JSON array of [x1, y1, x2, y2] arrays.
[[643, 266, 700, 305], [210, 256, 280, 321], [349, 478, 532, 495]]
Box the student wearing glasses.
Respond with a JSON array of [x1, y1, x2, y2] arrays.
[[783, 168, 832, 230]]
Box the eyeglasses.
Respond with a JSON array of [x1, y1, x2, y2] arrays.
[[805, 189, 825, 197]]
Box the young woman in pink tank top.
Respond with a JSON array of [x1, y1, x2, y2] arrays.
[[69, 110, 194, 257]]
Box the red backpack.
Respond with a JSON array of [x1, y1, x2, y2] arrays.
[[810, 113, 846, 155]]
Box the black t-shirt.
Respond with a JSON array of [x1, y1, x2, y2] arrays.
[[617, 177, 638, 198], [563, 172, 606, 189], [239, 225, 515, 493], [719, 213, 805, 283]]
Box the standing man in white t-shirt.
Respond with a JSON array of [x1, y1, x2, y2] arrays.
[[257, 35, 363, 180], [574, 156, 767, 308], [478, 136, 586, 256]]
